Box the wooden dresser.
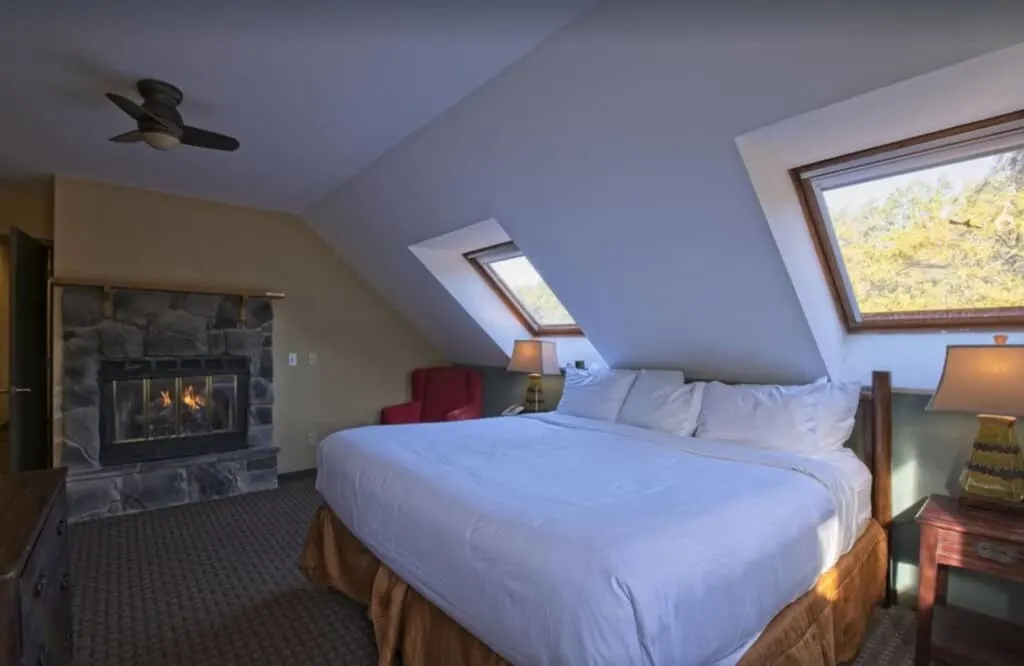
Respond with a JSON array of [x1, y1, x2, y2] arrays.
[[1, 469, 72, 666]]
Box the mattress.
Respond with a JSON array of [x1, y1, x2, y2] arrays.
[[316, 413, 872, 666]]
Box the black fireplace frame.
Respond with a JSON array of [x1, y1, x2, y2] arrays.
[[98, 356, 250, 466]]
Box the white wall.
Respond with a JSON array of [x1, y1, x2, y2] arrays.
[[306, 1, 1024, 382]]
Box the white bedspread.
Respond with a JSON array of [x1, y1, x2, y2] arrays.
[[316, 413, 871, 666]]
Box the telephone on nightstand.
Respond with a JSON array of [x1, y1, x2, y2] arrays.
[[501, 405, 526, 417]]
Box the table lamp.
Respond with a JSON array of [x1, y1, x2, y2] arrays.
[[927, 335, 1024, 510], [507, 340, 560, 412]]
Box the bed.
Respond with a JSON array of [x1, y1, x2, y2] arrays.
[[301, 371, 892, 666]]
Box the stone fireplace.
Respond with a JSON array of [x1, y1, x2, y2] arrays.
[[61, 286, 279, 521]]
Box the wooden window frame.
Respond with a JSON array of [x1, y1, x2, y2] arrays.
[[791, 108, 1024, 332], [464, 242, 583, 337]]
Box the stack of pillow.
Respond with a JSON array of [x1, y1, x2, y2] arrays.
[[556, 366, 861, 455]]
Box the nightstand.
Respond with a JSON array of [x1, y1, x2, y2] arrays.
[[915, 495, 1024, 665]]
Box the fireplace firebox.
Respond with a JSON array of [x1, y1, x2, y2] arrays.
[[99, 356, 250, 465]]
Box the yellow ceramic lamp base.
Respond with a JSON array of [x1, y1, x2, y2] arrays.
[[961, 415, 1024, 502], [523, 373, 545, 413]]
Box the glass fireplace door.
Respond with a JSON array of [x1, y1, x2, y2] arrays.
[[99, 355, 250, 466], [110, 374, 238, 445]]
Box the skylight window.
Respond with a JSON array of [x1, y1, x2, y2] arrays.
[[465, 242, 581, 336], [792, 109, 1024, 331]]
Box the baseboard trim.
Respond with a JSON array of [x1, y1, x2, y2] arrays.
[[279, 468, 316, 483]]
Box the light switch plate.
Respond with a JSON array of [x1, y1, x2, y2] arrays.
[[308, 352, 318, 366], [288, 352, 298, 366]]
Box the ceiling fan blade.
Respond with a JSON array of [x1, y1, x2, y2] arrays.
[[105, 92, 175, 131], [105, 92, 146, 119], [109, 130, 143, 143], [181, 126, 239, 152]]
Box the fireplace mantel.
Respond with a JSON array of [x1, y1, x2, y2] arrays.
[[52, 275, 286, 300], [53, 276, 285, 325]]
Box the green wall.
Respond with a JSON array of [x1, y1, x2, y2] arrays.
[[891, 392, 1024, 621], [468, 365, 564, 417], [472, 365, 1024, 621]]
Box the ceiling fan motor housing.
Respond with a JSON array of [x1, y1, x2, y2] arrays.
[[137, 78, 183, 107], [138, 79, 184, 131]]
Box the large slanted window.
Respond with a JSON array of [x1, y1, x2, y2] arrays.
[[465, 242, 581, 336], [793, 110, 1024, 331]]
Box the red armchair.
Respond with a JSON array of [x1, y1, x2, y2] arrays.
[[380, 367, 483, 425]]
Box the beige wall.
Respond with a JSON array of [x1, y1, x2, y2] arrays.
[[0, 177, 54, 240], [53, 176, 442, 472]]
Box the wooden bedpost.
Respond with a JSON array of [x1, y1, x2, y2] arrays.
[[870, 370, 894, 606], [870, 371, 893, 528]]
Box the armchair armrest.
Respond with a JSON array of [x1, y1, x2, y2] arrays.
[[381, 400, 423, 425], [445, 401, 482, 422]]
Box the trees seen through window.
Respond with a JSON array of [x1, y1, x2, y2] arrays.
[[794, 111, 1024, 330], [465, 243, 581, 336]]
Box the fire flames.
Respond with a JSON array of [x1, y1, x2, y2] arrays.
[[158, 386, 206, 411], [182, 384, 206, 410]]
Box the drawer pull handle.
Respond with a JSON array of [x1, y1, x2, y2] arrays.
[[56, 518, 66, 537], [975, 540, 1017, 564], [60, 572, 71, 591], [36, 643, 49, 665], [34, 574, 47, 596]]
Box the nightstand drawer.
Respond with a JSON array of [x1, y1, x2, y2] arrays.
[[937, 529, 1024, 582]]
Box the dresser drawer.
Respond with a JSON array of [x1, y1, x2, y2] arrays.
[[0, 469, 69, 666], [937, 529, 1024, 582], [21, 590, 72, 666], [18, 489, 70, 663], [18, 489, 67, 603], [21, 550, 72, 666], [22, 609, 72, 666]]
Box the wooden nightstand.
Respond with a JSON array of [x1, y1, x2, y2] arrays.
[[915, 495, 1024, 665]]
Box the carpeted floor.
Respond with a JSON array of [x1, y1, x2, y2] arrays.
[[71, 477, 917, 665]]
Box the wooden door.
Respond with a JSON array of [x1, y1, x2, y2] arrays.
[[8, 228, 50, 471]]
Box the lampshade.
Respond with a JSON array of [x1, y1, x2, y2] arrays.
[[928, 344, 1024, 417], [506, 340, 560, 375]]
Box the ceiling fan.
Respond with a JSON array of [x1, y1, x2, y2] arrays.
[[105, 79, 239, 152]]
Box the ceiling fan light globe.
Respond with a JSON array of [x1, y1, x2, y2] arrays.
[[142, 131, 180, 150]]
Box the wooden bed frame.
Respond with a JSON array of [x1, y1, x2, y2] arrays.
[[301, 370, 896, 666], [861, 370, 894, 605]]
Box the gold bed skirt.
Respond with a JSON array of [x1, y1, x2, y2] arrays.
[[300, 504, 887, 666]]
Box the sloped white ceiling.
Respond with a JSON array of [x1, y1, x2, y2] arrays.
[[306, 2, 1024, 381], [0, 3, 590, 212]]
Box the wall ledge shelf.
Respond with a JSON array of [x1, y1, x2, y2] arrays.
[[50, 276, 286, 300]]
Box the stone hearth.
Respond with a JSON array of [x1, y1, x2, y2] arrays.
[[61, 287, 278, 521]]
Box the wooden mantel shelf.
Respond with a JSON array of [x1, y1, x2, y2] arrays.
[[50, 276, 286, 300]]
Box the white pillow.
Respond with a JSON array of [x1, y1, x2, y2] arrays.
[[617, 370, 705, 437], [556, 367, 638, 422], [810, 378, 862, 450], [696, 378, 860, 454]]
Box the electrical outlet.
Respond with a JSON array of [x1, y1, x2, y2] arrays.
[[307, 431, 318, 448], [288, 352, 298, 366], [308, 352, 318, 366]]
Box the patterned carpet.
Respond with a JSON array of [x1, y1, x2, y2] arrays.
[[71, 477, 917, 665]]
